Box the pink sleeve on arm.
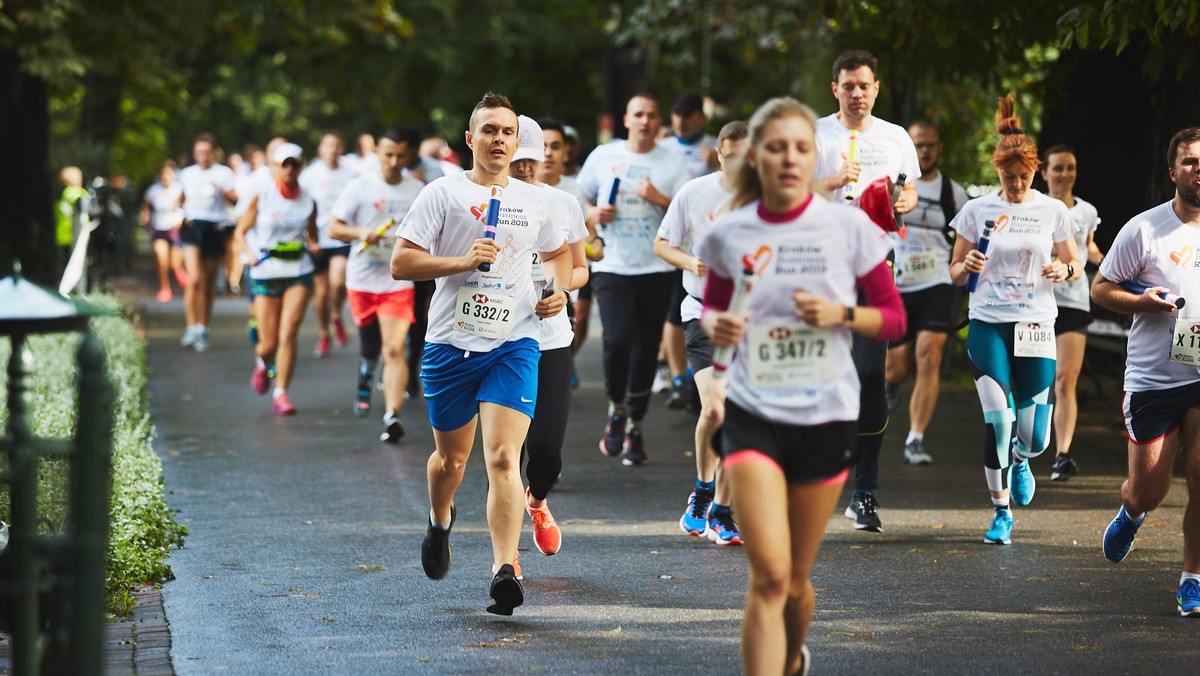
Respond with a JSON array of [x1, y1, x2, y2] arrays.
[[701, 272, 735, 314], [859, 261, 906, 342]]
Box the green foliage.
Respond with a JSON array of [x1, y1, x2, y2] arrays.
[[0, 294, 187, 615]]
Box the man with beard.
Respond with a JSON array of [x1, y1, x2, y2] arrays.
[[1093, 127, 1200, 617]]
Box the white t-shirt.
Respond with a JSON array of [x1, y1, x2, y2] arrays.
[[535, 184, 590, 351], [144, 182, 184, 231], [551, 175, 591, 214], [813, 114, 921, 205], [894, 173, 970, 292], [576, 142, 690, 275], [342, 152, 381, 177], [332, 173, 424, 295], [397, 174, 564, 353], [1099, 201, 1200, 392], [1053, 196, 1101, 312], [656, 171, 733, 322], [949, 190, 1074, 324], [299, 161, 359, 249], [695, 195, 893, 426], [658, 134, 717, 179], [178, 163, 237, 224], [248, 187, 316, 280]]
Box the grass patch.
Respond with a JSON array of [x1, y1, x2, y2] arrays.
[[0, 293, 186, 614]]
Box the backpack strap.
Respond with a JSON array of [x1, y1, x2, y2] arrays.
[[940, 173, 958, 247]]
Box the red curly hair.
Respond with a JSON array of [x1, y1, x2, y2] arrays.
[[991, 93, 1040, 173]]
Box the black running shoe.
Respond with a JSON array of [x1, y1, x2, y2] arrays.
[[421, 505, 455, 580], [380, 413, 405, 444], [355, 364, 374, 418], [1050, 454, 1078, 482], [486, 563, 524, 616], [599, 412, 626, 457], [622, 427, 648, 466], [844, 492, 883, 532]]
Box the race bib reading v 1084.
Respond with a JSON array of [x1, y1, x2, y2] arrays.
[[1013, 321, 1055, 359]]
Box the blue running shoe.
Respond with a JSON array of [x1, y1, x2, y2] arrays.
[[707, 509, 742, 546], [984, 508, 1013, 545], [1103, 506, 1146, 563], [247, 318, 259, 346], [1178, 578, 1200, 617], [679, 489, 713, 537], [1009, 459, 1035, 506]]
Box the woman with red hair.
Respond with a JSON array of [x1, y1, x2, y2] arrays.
[[948, 94, 1082, 545]]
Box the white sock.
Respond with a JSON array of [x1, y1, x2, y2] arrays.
[[255, 356, 267, 369], [992, 498, 1010, 510], [273, 387, 286, 399], [1125, 506, 1144, 521], [430, 508, 452, 530], [906, 431, 923, 445], [1181, 572, 1200, 585]]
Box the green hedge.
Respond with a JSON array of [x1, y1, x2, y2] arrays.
[[0, 294, 187, 614]]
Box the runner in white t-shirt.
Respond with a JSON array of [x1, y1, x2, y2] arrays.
[[329, 126, 425, 444], [812, 50, 920, 534], [698, 97, 904, 676], [301, 131, 360, 358], [658, 92, 719, 179], [393, 93, 570, 616], [232, 142, 319, 417], [1093, 127, 1200, 616], [177, 133, 238, 353], [948, 94, 1080, 546], [141, 161, 185, 303], [1038, 145, 1106, 482], [576, 94, 690, 465], [655, 120, 748, 547], [508, 116, 589, 566], [884, 120, 971, 468]]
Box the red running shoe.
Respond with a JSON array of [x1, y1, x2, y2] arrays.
[[251, 365, 270, 395], [526, 487, 561, 556], [314, 335, 330, 358], [272, 392, 296, 416], [333, 318, 349, 347]]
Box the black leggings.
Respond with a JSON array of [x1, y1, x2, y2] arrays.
[[524, 346, 574, 500], [592, 271, 675, 421], [406, 280, 436, 397], [852, 301, 889, 492]]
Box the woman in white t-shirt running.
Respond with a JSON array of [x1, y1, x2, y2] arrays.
[[949, 95, 1081, 545], [699, 97, 905, 676], [141, 161, 186, 303], [1041, 145, 1106, 482]]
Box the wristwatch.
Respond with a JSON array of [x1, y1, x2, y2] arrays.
[[1066, 264, 1075, 281], [845, 305, 855, 325]]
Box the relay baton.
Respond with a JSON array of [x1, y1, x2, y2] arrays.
[[844, 129, 859, 201], [890, 172, 908, 238], [355, 218, 394, 253], [478, 184, 503, 272], [712, 264, 755, 380], [965, 220, 993, 293], [1119, 280, 1185, 309], [607, 178, 621, 206]]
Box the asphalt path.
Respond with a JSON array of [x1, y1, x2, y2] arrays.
[[144, 293, 1197, 674]]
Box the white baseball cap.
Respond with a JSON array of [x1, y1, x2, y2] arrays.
[[272, 142, 303, 165], [512, 115, 544, 164]]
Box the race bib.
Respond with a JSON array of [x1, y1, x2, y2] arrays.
[[899, 251, 939, 285], [364, 235, 397, 264], [530, 251, 545, 284], [1013, 321, 1055, 359], [1169, 319, 1200, 365], [747, 323, 836, 390], [454, 286, 516, 339], [256, 257, 302, 279]]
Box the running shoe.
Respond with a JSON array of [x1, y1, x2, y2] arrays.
[[174, 268, 189, 289], [1103, 505, 1146, 563], [679, 489, 714, 537], [1178, 578, 1200, 617], [156, 288, 172, 303], [903, 439, 933, 466], [266, 363, 276, 380], [599, 412, 626, 457], [491, 552, 523, 581], [314, 335, 330, 359], [797, 645, 811, 676], [247, 318, 259, 346], [192, 327, 210, 353], [355, 361, 374, 418], [570, 369, 579, 391], [486, 563, 524, 616], [526, 487, 560, 556], [984, 508, 1013, 545], [844, 492, 882, 532], [272, 392, 296, 416], [666, 377, 689, 410], [707, 510, 742, 546], [1050, 454, 1078, 482], [380, 412, 405, 444], [1009, 458, 1035, 506], [180, 325, 198, 348], [621, 427, 648, 466], [251, 365, 270, 395], [651, 363, 670, 394], [334, 318, 349, 347], [421, 504, 455, 580], [885, 382, 900, 411]]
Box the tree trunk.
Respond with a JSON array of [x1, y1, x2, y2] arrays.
[[0, 47, 54, 283]]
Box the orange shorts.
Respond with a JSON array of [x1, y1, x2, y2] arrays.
[[347, 288, 415, 326]]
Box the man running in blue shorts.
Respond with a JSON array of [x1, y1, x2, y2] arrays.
[[391, 92, 572, 615]]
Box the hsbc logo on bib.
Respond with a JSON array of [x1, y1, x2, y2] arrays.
[[768, 326, 792, 340], [473, 293, 489, 303]]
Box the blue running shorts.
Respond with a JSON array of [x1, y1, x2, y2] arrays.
[[421, 338, 540, 431]]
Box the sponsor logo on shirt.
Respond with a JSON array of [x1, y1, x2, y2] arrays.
[[1170, 245, 1194, 267], [742, 245, 773, 276], [994, 214, 1010, 233]]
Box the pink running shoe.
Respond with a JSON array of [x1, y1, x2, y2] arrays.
[[334, 318, 349, 347], [174, 268, 189, 288], [273, 392, 296, 416], [156, 288, 173, 303], [251, 366, 270, 395], [314, 335, 331, 358]]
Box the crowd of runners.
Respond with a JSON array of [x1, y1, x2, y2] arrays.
[[130, 48, 1200, 674]]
